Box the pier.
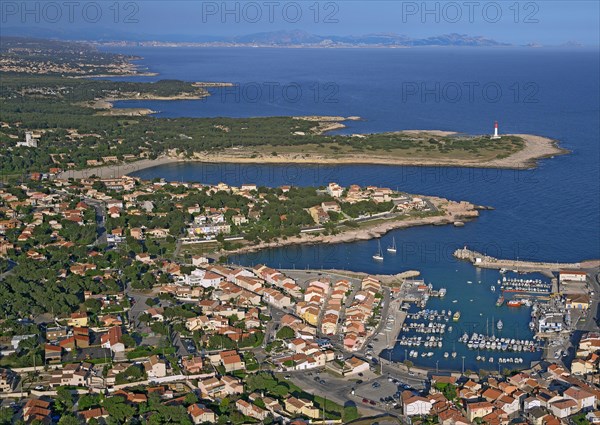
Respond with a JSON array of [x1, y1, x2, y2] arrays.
[[454, 247, 580, 274]]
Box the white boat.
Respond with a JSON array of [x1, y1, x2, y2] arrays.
[[467, 280, 473, 284], [373, 240, 384, 261], [444, 352, 449, 358], [497, 319, 503, 330], [491, 285, 496, 292], [387, 237, 397, 253]]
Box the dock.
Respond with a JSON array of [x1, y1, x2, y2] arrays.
[[454, 247, 580, 274]]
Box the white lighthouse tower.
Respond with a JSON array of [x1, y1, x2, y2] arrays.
[[491, 121, 501, 140]]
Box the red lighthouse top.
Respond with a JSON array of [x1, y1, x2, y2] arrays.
[[494, 121, 498, 128]]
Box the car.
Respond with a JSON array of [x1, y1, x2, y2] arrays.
[[34, 385, 44, 390], [356, 380, 363, 384], [358, 372, 364, 377], [369, 400, 376, 405], [320, 380, 326, 385], [362, 398, 369, 403], [284, 375, 291, 380], [408, 372, 415, 376], [314, 377, 320, 382], [372, 382, 381, 388]]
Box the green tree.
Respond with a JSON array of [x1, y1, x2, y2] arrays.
[[58, 415, 80, 425], [276, 326, 295, 340], [103, 396, 136, 423]]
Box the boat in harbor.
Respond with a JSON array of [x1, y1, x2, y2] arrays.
[[496, 295, 505, 307], [507, 300, 522, 307], [444, 352, 449, 358], [453, 311, 461, 321], [497, 319, 503, 330], [491, 285, 496, 292], [373, 240, 384, 261], [439, 288, 447, 297], [387, 237, 397, 253]]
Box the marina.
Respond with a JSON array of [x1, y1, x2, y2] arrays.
[[383, 268, 549, 371]]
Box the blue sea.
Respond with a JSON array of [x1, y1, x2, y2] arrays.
[[108, 46, 600, 370]]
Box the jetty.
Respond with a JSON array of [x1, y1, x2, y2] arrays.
[[453, 247, 581, 274]]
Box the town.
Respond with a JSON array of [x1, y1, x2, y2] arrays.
[[0, 173, 599, 425]]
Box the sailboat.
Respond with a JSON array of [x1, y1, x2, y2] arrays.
[[452, 342, 457, 358], [373, 240, 384, 261], [387, 237, 397, 253]]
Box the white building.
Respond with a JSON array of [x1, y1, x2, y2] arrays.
[[16, 132, 38, 148]]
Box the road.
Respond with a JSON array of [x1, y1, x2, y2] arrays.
[[83, 197, 107, 246]]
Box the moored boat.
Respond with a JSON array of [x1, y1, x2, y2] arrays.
[[373, 240, 384, 261]]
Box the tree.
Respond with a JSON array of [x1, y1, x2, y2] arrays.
[[184, 392, 198, 406], [77, 393, 101, 410], [276, 326, 295, 340], [103, 396, 136, 423], [58, 415, 79, 425], [0, 408, 13, 425], [56, 387, 74, 412], [83, 298, 102, 313]]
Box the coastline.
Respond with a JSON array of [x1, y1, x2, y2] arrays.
[[57, 132, 566, 179], [223, 197, 480, 256]]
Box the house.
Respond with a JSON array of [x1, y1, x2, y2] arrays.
[[79, 408, 109, 423], [566, 294, 590, 310], [23, 399, 51, 423], [285, 397, 320, 418], [235, 399, 269, 421], [182, 356, 203, 374], [326, 182, 343, 197], [219, 350, 245, 372], [564, 386, 596, 410], [466, 401, 495, 422], [44, 344, 62, 363], [68, 312, 88, 327], [549, 399, 578, 418], [100, 326, 124, 353], [344, 357, 370, 375], [188, 404, 216, 424], [145, 355, 167, 379], [0, 368, 19, 392], [403, 394, 433, 416]]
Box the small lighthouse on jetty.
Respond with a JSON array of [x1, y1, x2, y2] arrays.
[[491, 121, 501, 140]]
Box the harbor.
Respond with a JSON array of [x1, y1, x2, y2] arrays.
[[381, 267, 550, 372]]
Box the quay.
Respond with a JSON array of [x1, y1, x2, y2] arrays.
[[454, 247, 581, 274]]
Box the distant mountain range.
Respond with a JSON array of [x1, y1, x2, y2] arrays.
[[0, 28, 583, 48], [227, 30, 509, 47]]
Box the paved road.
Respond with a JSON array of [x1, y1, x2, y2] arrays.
[[83, 197, 107, 246]]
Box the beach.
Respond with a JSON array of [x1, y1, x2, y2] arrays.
[[57, 132, 566, 180]]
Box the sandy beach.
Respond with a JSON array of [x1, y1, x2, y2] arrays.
[[57, 131, 566, 180]]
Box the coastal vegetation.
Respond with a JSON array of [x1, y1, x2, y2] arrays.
[[0, 38, 528, 175]]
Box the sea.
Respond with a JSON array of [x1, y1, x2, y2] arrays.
[[103, 46, 600, 371]]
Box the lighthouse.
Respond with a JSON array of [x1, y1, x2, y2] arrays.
[[491, 121, 501, 140]]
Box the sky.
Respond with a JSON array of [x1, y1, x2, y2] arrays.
[[1, 1, 599, 46]]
